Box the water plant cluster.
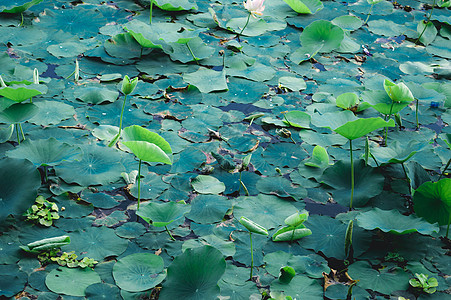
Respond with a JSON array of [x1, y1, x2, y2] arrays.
[[0, 0, 450, 299]]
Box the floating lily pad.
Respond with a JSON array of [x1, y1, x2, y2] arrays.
[[356, 208, 439, 235], [191, 175, 226, 194], [137, 201, 190, 227], [0, 158, 41, 222], [113, 253, 166, 292], [300, 20, 344, 53], [283, 0, 323, 14], [413, 178, 451, 226], [183, 68, 228, 93], [6, 138, 80, 167], [0, 0, 43, 13], [186, 195, 231, 224], [159, 245, 226, 300], [46, 267, 101, 297], [0, 102, 39, 123], [371, 140, 427, 165]]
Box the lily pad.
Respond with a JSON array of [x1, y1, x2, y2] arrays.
[[283, 0, 323, 14], [300, 20, 344, 53], [0, 102, 39, 123], [356, 208, 439, 235], [0, 84, 45, 103], [0, 158, 41, 222], [113, 253, 166, 292], [371, 140, 427, 165], [136, 201, 190, 227], [183, 68, 228, 93], [0, 0, 43, 13], [191, 175, 226, 194], [45, 267, 101, 297], [159, 245, 226, 300]]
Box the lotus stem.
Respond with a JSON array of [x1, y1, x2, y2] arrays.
[[371, 153, 380, 168], [416, 99, 419, 129], [446, 213, 450, 239], [364, 3, 374, 25], [137, 159, 142, 210], [415, 0, 436, 45], [19, 123, 25, 141], [239, 172, 249, 196], [439, 158, 450, 180], [20, 13, 24, 27], [149, 0, 153, 24], [186, 43, 199, 65], [15, 124, 20, 145], [237, 13, 251, 42], [165, 225, 176, 241], [108, 94, 127, 147], [249, 231, 254, 280], [350, 139, 354, 209]]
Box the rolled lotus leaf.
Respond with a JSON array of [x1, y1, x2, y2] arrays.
[[284, 211, 309, 227], [21, 235, 70, 253], [279, 266, 296, 284], [239, 216, 268, 235]]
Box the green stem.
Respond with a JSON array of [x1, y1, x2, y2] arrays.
[[439, 158, 451, 180], [44, 166, 48, 183], [401, 162, 411, 194], [137, 159, 142, 210], [15, 124, 20, 145], [186, 43, 199, 65], [65, 70, 76, 80], [165, 225, 176, 241], [415, 0, 436, 45], [446, 213, 450, 239], [364, 3, 374, 24], [384, 126, 388, 147], [370, 153, 380, 168], [237, 13, 251, 42], [19, 123, 25, 141], [20, 13, 24, 27], [350, 139, 354, 209], [108, 94, 127, 147], [249, 232, 254, 280], [149, 0, 153, 24], [416, 98, 419, 129]]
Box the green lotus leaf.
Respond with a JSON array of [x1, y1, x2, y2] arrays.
[[264, 252, 329, 279], [0, 102, 38, 123], [27, 100, 76, 126], [334, 117, 395, 140], [413, 178, 451, 225], [163, 37, 215, 63], [417, 20, 438, 46], [283, 0, 323, 14], [0, 84, 45, 103], [0, 265, 27, 297], [136, 201, 190, 227], [384, 79, 415, 103], [113, 253, 166, 292], [183, 67, 228, 93], [270, 276, 323, 300], [300, 20, 344, 53], [159, 245, 226, 300], [278, 77, 307, 91], [122, 125, 172, 164], [6, 138, 80, 167], [154, 0, 197, 11], [0, 0, 43, 13], [226, 16, 286, 37], [335, 92, 358, 110], [239, 216, 268, 235], [256, 176, 307, 199], [0, 158, 40, 222], [74, 86, 119, 105], [332, 15, 363, 31], [0, 124, 13, 143], [46, 267, 101, 297], [285, 211, 309, 227], [47, 41, 91, 58], [191, 175, 225, 194], [85, 283, 121, 300], [321, 159, 385, 207], [65, 226, 128, 260], [361, 90, 410, 115], [186, 194, 231, 224], [54, 144, 124, 187], [182, 234, 236, 257], [347, 261, 410, 295], [371, 140, 427, 165], [304, 145, 329, 168], [282, 111, 311, 128], [356, 208, 439, 235]]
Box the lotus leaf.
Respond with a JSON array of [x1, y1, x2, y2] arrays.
[[159, 245, 226, 300], [321, 160, 385, 207], [283, 0, 323, 14], [0, 158, 40, 222], [347, 261, 410, 295], [186, 194, 231, 224], [0, 84, 45, 103], [0, 265, 27, 297], [361, 90, 410, 115], [113, 253, 166, 292], [270, 276, 323, 300], [282, 111, 310, 128], [239, 217, 268, 235], [45, 267, 101, 297], [183, 68, 228, 93], [413, 178, 451, 226], [300, 20, 344, 53], [27, 100, 75, 126], [371, 140, 427, 165], [191, 175, 226, 194], [304, 145, 329, 168], [278, 77, 307, 91], [256, 176, 307, 199], [356, 208, 439, 235], [332, 15, 363, 31], [85, 283, 121, 300], [226, 16, 287, 37], [136, 201, 190, 227], [0, 102, 38, 123], [154, 0, 197, 11], [384, 79, 415, 103], [6, 138, 80, 166], [0, 0, 43, 13]]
